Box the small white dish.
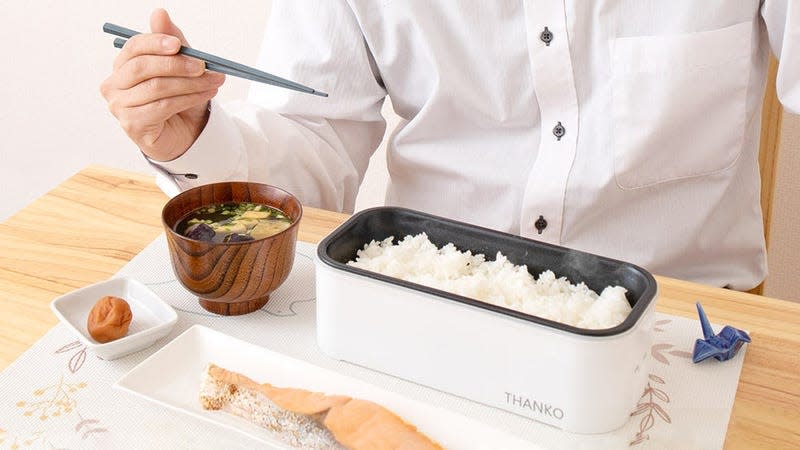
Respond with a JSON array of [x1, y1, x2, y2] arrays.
[[50, 277, 177, 360]]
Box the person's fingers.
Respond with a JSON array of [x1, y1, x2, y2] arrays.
[[99, 9, 218, 160], [100, 72, 225, 126], [150, 8, 190, 46], [111, 8, 190, 71], [117, 89, 218, 140], [112, 33, 182, 70], [110, 53, 207, 90], [112, 72, 225, 109]]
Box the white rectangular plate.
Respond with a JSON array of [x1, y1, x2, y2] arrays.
[[115, 325, 537, 449]]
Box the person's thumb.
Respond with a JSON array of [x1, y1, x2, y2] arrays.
[[150, 8, 190, 46]]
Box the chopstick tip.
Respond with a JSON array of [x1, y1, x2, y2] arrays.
[[313, 91, 329, 98]]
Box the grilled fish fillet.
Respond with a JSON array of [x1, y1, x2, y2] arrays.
[[200, 363, 443, 449]]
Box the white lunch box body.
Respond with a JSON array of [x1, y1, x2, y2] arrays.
[[315, 207, 659, 434]]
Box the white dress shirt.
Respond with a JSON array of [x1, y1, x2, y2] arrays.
[[152, 0, 799, 290]]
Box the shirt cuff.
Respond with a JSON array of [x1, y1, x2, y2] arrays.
[[147, 100, 245, 196]]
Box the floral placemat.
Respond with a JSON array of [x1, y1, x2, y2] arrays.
[[0, 235, 745, 449]]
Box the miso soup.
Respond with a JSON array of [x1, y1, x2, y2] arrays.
[[175, 202, 292, 243]]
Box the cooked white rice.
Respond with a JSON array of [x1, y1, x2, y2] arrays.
[[347, 233, 631, 329]]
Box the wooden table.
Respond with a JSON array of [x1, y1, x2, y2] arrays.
[[1, 166, 798, 448]]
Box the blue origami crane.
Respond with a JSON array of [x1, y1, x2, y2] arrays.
[[692, 302, 751, 363]]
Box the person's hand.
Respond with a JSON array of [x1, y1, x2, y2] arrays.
[[100, 9, 226, 161]]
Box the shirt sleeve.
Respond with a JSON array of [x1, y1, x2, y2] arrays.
[[762, 0, 800, 113], [151, 0, 388, 212]]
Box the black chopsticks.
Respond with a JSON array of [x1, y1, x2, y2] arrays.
[[103, 22, 328, 97]]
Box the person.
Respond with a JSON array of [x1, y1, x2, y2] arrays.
[[100, 3, 799, 291]]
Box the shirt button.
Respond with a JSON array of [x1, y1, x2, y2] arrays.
[[553, 121, 565, 140], [535, 215, 548, 234], [540, 27, 553, 46]]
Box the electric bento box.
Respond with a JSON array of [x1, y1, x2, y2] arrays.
[[315, 207, 658, 434]]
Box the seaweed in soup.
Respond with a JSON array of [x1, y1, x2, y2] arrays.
[[176, 202, 292, 243]]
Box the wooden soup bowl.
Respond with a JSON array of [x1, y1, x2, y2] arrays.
[[162, 182, 302, 316]]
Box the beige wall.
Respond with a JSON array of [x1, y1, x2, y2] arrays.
[[764, 112, 800, 302], [0, 1, 271, 222]]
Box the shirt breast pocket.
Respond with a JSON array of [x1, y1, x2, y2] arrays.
[[610, 21, 752, 189]]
